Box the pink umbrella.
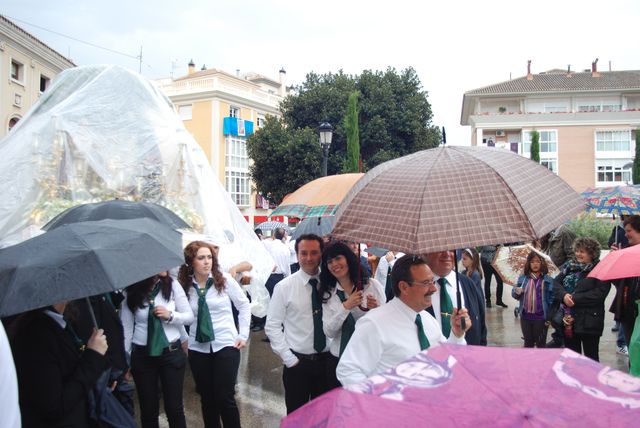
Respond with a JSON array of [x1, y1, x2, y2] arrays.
[[588, 245, 640, 281], [281, 345, 639, 427]]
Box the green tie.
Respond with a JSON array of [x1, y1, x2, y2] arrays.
[[335, 289, 356, 357], [147, 281, 170, 356], [193, 278, 215, 343], [309, 278, 326, 353], [438, 277, 454, 338], [415, 314, 430, 351]]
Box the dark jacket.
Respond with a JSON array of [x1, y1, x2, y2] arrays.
[[458, 274, 487, 346], [512, 274, 554, 318], [68, 293, 128, 372], [553, 273, 610, 336], [11, 311, 107, 428], [608, 224, 629, 249], [609, 276, 640, 323]]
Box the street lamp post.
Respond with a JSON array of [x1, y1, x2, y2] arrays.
[[319, 122, 333, 177]]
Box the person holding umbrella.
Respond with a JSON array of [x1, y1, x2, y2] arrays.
[[9, 302, 109, 427], [120, 272, 194, 428], [319, 242, 385, 387], [553, 237, 610, 361], [511, 251, 554, 348], [336, 255, 470, 386], [424, 251, 487, 346], [177, 241, 250, 428]]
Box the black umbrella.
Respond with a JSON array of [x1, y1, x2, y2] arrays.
[[0, 218, 184, 317], [42, 199, 191, 231], [291, 216, 335, 239]]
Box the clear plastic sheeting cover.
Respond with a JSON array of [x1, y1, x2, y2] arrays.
[[0, 65, 271, 316]]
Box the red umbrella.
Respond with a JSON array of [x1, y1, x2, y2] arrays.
[[282, 345, 639, 427], [588, 245, 640, 281]]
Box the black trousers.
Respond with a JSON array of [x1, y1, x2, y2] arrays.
[[481, 259, 504, 303], [283, 353, 333, 414], [520, 318, 547, 348], [131, 344, 187, 428], [189, 347, 241, 428], [565, 333, 601, 361]]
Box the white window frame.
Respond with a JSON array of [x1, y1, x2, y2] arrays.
[[595, 130, 632, 154], [224, 136, 250, 206], [178, 104, 193, 120], [595, 160, 633, 186], [521, 129, 559, 174], [10, 59, 24, 84], [256, 114, 266, 128], [39, 74, 50, 93], [229, 106, 240, 118]]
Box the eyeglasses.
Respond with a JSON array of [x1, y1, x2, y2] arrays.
[[407, 279, 436, 288]]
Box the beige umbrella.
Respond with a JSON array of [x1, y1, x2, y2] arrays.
[[491, 244, 560, 286], [332, 146, 585, 254], [270, 173, 364, 219]]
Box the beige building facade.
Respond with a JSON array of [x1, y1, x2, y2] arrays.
[[156, 63, 287, 223], [461, 62, 639, 191], [0, 15, 74, 139]]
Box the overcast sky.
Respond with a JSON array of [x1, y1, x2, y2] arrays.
[[3, 0, 640, 145]]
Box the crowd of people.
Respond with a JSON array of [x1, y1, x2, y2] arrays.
[[2, 215, 639, 427]]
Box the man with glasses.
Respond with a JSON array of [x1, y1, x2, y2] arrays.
[[337, 255, 470, 386]]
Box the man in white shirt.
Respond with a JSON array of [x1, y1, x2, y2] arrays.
[[337, 254, 470, 386], [265, 234, 331, 414], [374, 250, 404, 302]]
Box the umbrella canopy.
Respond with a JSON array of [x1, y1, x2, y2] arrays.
[[282, 345, 639, 427], [0, 218, 183, 317], [255, 221, 291, 234], [291, 216, 335, 239], [332, 146, 585, 254], [588, 244, 640, 281], [492, 244, 560, 286], [270, 173, 364, 219], [42, 199, 191, 231], [581, 185, 640, 216]]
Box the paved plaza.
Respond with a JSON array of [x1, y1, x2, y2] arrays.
[[153, 284, 629, 428]]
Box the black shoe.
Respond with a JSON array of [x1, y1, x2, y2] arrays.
[[251, 325, 264, 332], [261, 337, 271, 343], [486, 301, 492, 308], [612, 325, 620, 332], [496, 301, 508, 308]]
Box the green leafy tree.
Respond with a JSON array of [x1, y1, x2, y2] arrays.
[[250, 67, 441, 202], [343, 91, 360, 173], [530, 130, 540, 163], [633, 130, 640, 184], [247, 116, 320, 205]]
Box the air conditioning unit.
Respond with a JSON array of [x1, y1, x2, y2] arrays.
[[496, 130, 506, 137]]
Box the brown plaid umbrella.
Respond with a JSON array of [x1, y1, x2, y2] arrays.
[[332, 146, 585, 254]]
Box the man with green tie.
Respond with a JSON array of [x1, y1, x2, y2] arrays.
[[424, 251, 487, 346], [337, 255, 470, 386], [265, 234, 331, 414]]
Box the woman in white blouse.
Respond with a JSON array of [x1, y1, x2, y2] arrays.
[[319, 241, 385, 388], [120, 272, 194, 428], [177, 241, 250, 428]]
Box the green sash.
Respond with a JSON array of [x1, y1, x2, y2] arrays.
[[336, 289, 356, 357], [193, 278, 215, 343], [147, 281, 170, 356]]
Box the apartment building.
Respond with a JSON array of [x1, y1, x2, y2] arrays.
[[0, 15, 74, 139], [156, 62, 287, 224], [461, 61, 639, 191]]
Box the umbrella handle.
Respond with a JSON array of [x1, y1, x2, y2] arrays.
[[453, 251, 465, 330], [85, 297, 98, 329]]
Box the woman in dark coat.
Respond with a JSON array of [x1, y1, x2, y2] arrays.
[[9, 302, 108, 427], [553, 237, 610, 361]]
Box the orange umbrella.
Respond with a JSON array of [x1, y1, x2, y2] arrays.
[[270, 173, 364, 218]]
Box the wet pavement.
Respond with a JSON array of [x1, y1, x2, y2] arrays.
[[151, 283, 629, 427]]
